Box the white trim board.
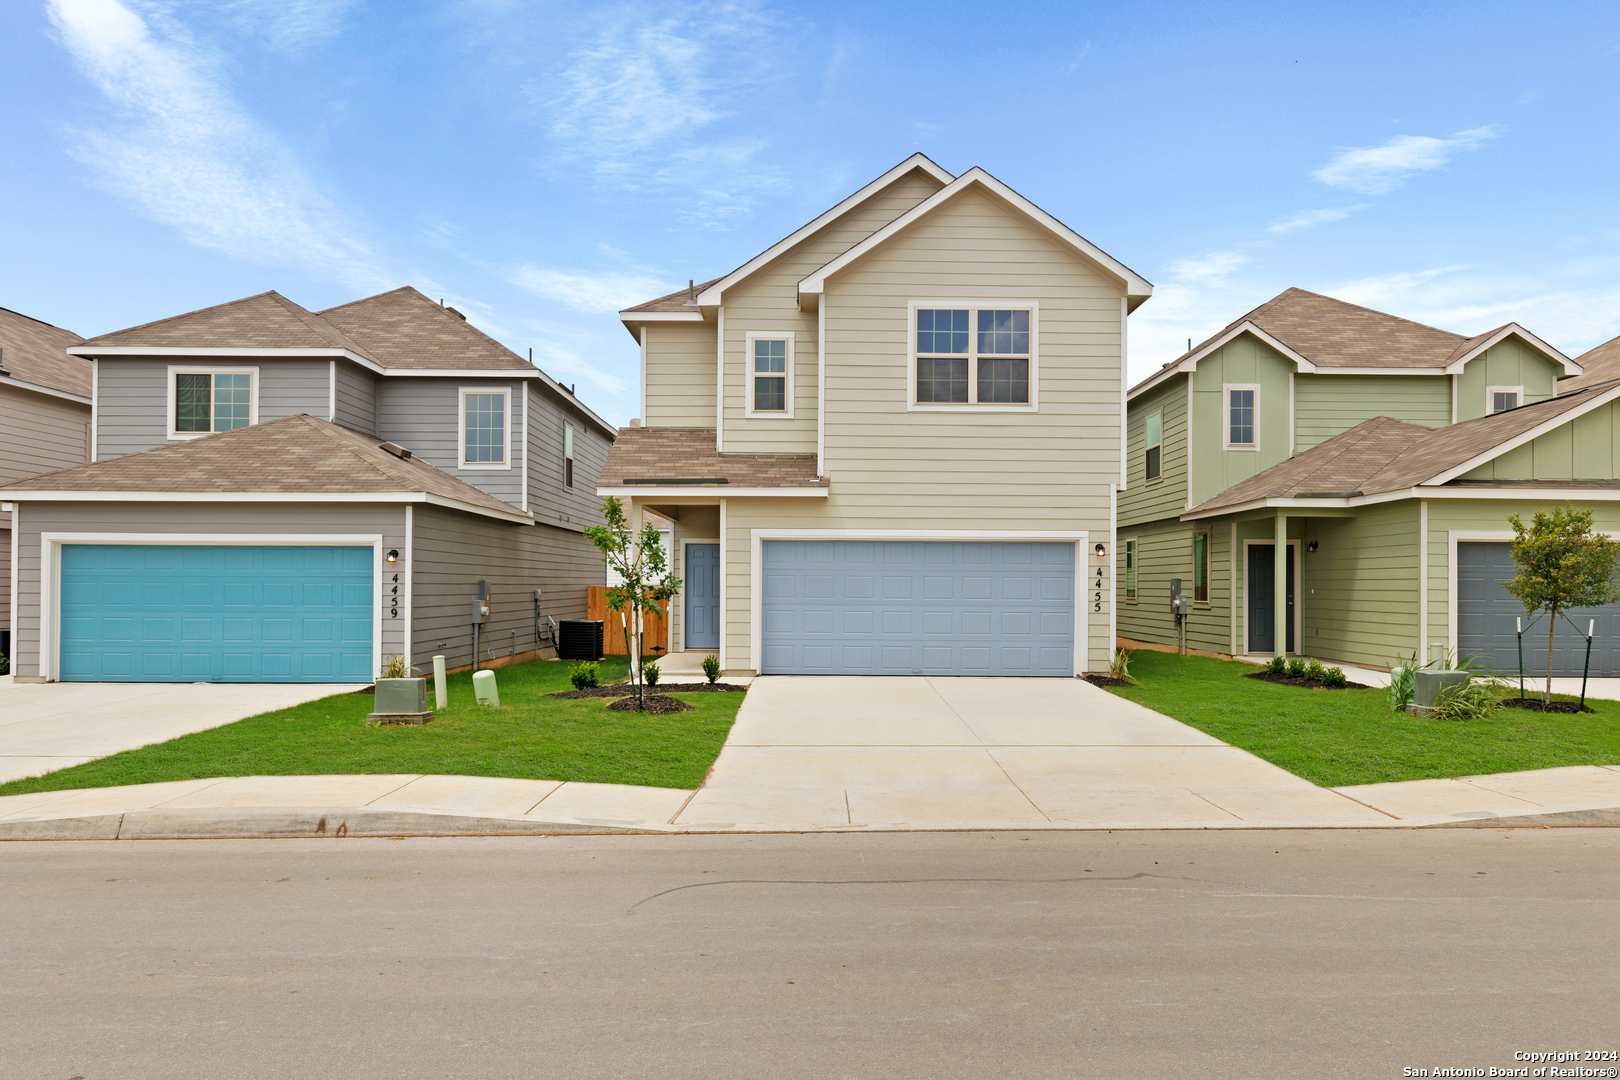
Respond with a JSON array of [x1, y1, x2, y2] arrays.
[[1222, 382, 1260, 452], [3, 490, 534, 525], [165, 365, 259, 441], [457, 386, 513, 471], [1238, 538, 1302, 657], [743, 330, 795, 419], [0, 375, 92, 406], [675, 536, 721, 655], [596, 486, 827, 500], [1443, 323, 1579, 376], [905, 300, 1040, 413]]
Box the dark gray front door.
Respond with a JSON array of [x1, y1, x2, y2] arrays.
[[1247, 543, 1295, 654], [1457, 541, 1620, 675], [684, 544, 719, 650]]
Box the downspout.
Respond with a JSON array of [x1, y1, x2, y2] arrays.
[[90, 360, 98, 462], [718, 498, 728, 673], [1229, 519, 1238, 656], [404, 504, 414, 671], [715, 307, 725, 452], [1418, 499, 1428, 662]]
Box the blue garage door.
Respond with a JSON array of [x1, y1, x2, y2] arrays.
[[1457, 541, 1620, 676], [60, 545, 374, 683], [760, 540, 1075, 676]]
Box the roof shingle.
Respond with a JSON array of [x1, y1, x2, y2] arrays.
[[600, 427, 825, 488], [1557, 332, 1620, 393], [318, 286, 532, 370], [0, 306, 87, 397], [77, 291, 378, 360], [621, 278, 722, 314]]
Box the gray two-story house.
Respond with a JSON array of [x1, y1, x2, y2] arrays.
[[1, 286, 613, 683]]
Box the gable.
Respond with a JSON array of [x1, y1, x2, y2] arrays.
[[1459, 397, 1620, 481], [1455, 335, 1562, 421]]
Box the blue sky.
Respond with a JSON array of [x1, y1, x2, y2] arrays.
[[3, 0, 1618, 424]]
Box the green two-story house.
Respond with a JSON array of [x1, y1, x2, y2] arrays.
[[1117, 287, 1620, 676]]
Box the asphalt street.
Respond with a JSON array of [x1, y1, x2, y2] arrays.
[[1, 829, 1616, 1079]]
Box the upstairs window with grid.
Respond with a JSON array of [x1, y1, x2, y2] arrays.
[[462, 391, 507, 466], [174, 372, 251, 434], [1227, 387, 1256, 447], [752, 338, 788, 412], [915, 307, 1031, 405]]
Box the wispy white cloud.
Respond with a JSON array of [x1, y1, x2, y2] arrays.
[[221, 0, 355, 56], [508, 265, 673, 313], [1312, 126, 1497, 195], [1267, 205, 1366, 234], [45, 0, 388, 288], [520, 321, 635, 399], [1169, 251, 1250, 284]]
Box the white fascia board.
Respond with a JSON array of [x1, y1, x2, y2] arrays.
[[2, 489, 533, 524], [1128, 322, 1315, 402], [1443, 323, 1580, 376], [596, 486, 828, 499], [0, 376, 91, 405], [617, 311, 705, 322], [695, 154, 955, 308], [798, 167, 1153, 308], [1425, 381, 1620, 486], [71, 345, 387, 375]]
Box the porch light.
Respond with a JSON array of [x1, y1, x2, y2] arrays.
[[387, 549, 399, 563], [1094, 543, 1107, 557], [1306, 542, 1318, 553]]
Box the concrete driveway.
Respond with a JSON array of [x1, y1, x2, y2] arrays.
[[0, 679, 356, 784], [676, 677, 1393, 829]]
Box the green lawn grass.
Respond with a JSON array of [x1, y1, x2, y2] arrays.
[[0, 658, 742, 796], [1109, 649, 1620, 787]]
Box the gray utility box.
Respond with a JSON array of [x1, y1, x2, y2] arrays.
[[367, 677, 435, 726], [1413, 670, 1470, 714]]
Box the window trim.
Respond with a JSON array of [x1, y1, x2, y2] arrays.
[[166, 366, 258, 441], [1123, 537, 1137, 601], [563, 423, 575, 489], [1486, 385, 1524, 415], [1223, 383, 1260, 451], [458, 386, 512, 471], [1144, 409, 1163, 482], [906, 299, 1040, 412], [1192, 530, 1210, 604], [743, 331, 795, 418]]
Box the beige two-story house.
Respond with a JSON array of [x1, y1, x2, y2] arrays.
[[609, 155, 1152, 676]]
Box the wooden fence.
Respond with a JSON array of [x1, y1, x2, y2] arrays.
[[586, 586, 670, 656]]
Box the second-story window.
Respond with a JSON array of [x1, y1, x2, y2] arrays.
[[747, 334, 792, 416], [1488, 386, 1522, 414], [913, 306, 1035, 407], [172, 369, 254, 437], [1144, 410, 1162, 480], [460, 388, 509, 469], [1225, 385, 1258, 449], [563, 424, 575, 488]]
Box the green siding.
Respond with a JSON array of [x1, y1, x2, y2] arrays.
[[1120, 374, 1188, 526], [1116, 517, 1233, 654], [1293, 374, 1450, 451], [1461, 399, 1620, 480], [1188, 334, 1295, 505], [1455, 338, 1560, 422], [1298, 504, 1421, 668]]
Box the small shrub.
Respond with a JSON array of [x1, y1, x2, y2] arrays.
[[570, 661, 601, 689], [379, 654, 411, 680], [1286, 656, 1308, 678], [641, 658, 661, 687], [1319, 665, 1348, 688], [1427, 676, 1509, 722], [1389, 659, 1416, 712], [701, 655, 722, 684], [0, 651, 8, 677], [1304, 658, 1328, 682], [1108, 647, 1134, 683], [1267, 655, 1286, 675]]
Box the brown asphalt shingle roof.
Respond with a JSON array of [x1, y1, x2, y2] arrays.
[[600, 427, 825, 488], [318, 286, 531, 370], [1189, 385, 1617, 514], [0, 413, 526, 519], [78, 291, 379, 360], [621, 278, 722, 314], [1557, 332, 1620, 393], [0, 306, 88, 397]]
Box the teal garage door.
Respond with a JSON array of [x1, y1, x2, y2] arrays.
[[59, 545, 374, 683], [760, 540, 1075, 676]]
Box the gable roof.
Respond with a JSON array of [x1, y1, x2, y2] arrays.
[[75, 291, 378, 361], [0, 306, 88, 400], [0, 412, 531, 522], [1556, 332, 1620, 393], [797, 166, 1153, 310], [1185, 382, 1620, 516], [1130, 288, 1577, 400], [317, 286, 528, 371]]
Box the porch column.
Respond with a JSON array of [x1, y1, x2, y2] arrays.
[[1274, 511, 1289, 656]]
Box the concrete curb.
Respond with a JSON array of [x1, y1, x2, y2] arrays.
[[0, 808, 664, 841], [1425, 806, 1620, 828]]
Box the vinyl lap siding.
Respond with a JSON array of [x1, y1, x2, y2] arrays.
[[1298, 503, 1419, 667], [333, 362, 378, 434], [1116, 517, 1232, 655], [1293, 374, 1450, 451], [1120, 374, 1187, 527], [95, 357, 332, 458], [0, 382, 89, 534], [377, 378, 523, 509], [644, 322, 717, 428], [525, 383, 609, 532]]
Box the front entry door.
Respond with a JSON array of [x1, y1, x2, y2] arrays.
[[1247, 543, 1296, 655], [684, 544, 720, 650]]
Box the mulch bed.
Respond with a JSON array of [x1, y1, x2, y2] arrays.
[[550, 682, 746, 699], [1082, 674, 1134, 688], [605, 694, 693, 714], [1244, 672, 1368, 690], [1500, 697, 1596, 714]]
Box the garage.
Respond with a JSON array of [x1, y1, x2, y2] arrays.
[[1456, 541, 1620, 676], [57, 544, 375, 683], [759, 540, 1076, 676]]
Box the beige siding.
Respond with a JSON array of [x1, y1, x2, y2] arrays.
[[1456, 338, 1561, 422], [644, 322, 718, 428], [720, 168, 945, 454], [1293, 373, 1450, 450], [1120, 374, 1188, 526], [641, 504, 719, 653]]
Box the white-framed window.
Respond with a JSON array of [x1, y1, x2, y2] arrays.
[[745, 331, 794, 417], [907, 301, 1039, 410], [458, 387, 510, 469], [563, 424, 575, 489], [1224, 384, 1259, 450], [1144, 409, 1163, 481], [1487, 386, 1523, 415], [167, 367, 257, 439]]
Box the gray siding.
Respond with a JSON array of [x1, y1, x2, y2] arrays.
[[526, 383, 610, 533], [333, 361, 378, 434], [0, 526, 10, 640], [95, 356, 331, 459], [377, 378, 524, 509], [410, 505, 603, 672], [0, 380, 90, 533]]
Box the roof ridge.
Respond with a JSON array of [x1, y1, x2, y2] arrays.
[[261, 292, 376, 359], [80, 290, 284, 344], [1277, 287, 1469, 343], [315, 284, 419, 316]]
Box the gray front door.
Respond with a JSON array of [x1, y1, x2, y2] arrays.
[[1247, 543, 1295, 655], [684, 543, 719, 650], [759, 540, 1075, 676], [1457, 541, 1620, 675]]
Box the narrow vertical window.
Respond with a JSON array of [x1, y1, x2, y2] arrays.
[[753, 339, 787, 412], [1144, 410, 1162, 481], [1125, 540, 1137, 599], [461, 389, 508, 467], [1226, 386, 1257, 448], [563, 424, 575, 489], [1192, 532, 1209, 603], [916, 308, 969, 403]]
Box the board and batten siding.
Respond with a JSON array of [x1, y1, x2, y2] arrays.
[[0, 380, 90, 534], [409, 505, 601, 673], [377, 378, 524, 509], [1456, 339, 1561, 422], [720, 167, 945, 455], [643, 322, 717, 428], [1460, 398, 1620, 481], [1188, 334, 1295, 507], [95, 357, 331, 459], [1119, 373, 1188, 526], [333, 361, 378, 434], [5, 501, 408, 678], [1293, 374, 1450, 451], [525, 383, 609, 532]]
